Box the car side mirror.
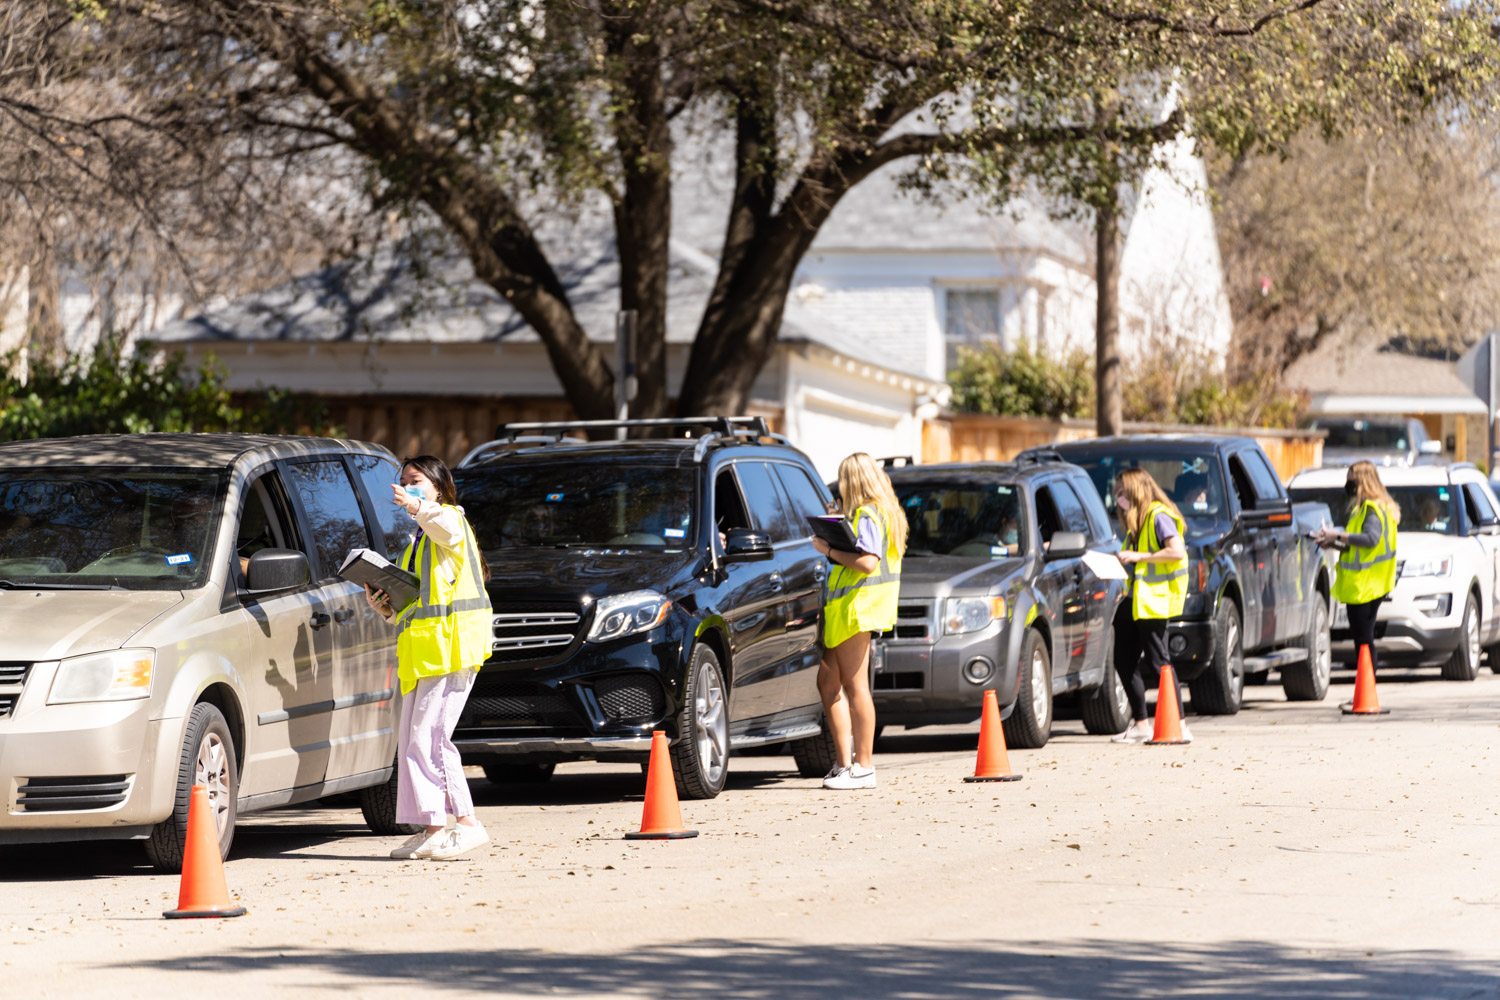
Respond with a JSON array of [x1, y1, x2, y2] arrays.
[[1046, 531, 1088, 560], [723, 528, 774, 561], [1419, 440, 1443, 455], [245, 548, 310, 595]]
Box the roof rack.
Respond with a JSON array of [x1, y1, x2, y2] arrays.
[[879, 455, 915, 469], [1016, 448, 1067, 466], [493, 416, 772, 441], [456, 435, 587, 469]]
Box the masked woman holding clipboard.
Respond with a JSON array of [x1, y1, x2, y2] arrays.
[[809, 453, 906, 790]]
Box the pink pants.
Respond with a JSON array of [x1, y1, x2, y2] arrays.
[[396, 669, 477, 827]]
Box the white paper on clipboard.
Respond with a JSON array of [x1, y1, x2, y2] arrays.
[[1081, 550, 1129, 581]]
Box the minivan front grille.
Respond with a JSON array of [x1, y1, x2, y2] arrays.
[[17, 775, 131, 812], [594, 674, 666, 724], [0, 662, 28, 719], [489, 603, 584, 663]]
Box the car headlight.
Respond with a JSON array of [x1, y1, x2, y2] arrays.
[[48, 649, 155, 705], [1400, 557, 1451, 579], [586, 591, 672, 643], [944, 597, 1007, 635]]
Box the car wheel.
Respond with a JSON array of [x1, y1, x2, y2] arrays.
[[482, 762, 557, 784], [670, 645, 730, 799], [1442, 593, 1481, 681], [1190, 600, 1244, 716], [790, 716, 840, 778], [145, 702, 238, 874], [1002, 628, 1052, 749], [1282, 596, 1332, 701], [360, 753, 422, 835], [1080, 624, 1132, 735]]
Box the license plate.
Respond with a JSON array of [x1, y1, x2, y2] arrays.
[[869, 640, 887, 673]]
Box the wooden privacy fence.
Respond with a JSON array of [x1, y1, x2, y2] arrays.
[[923, 414, 1325, 483], [325, 395, 575, 466]]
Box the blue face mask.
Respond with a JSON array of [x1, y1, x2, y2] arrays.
[[404, 485, 426, 500]]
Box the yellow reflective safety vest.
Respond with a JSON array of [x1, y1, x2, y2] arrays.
[[824, 504, 902, 648], [394, 506, 493, 695], [1332, 500, 1397, 606], [1130, 501, 1188, 621]]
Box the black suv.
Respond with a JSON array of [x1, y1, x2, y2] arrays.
[[450, 417, 838, 799]]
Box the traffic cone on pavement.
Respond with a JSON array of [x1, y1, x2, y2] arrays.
[[963, 689, 1023, 782], [624, 730, 699, 839], [1341, 643, 1389, 716], [163, 785, 246, 919], [1145, 664, 1190, 745]]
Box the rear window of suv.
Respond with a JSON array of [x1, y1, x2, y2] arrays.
[[458, 463, 696, 550], [0, 469, 224, 590]]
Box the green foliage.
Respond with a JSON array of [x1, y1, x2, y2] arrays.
[[950, 344, 1305, 429], [949, 345, 1095, 420], [0, 344, 335, 442]]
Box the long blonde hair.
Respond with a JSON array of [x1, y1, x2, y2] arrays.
[[837, 453, 908, 554], [1346, 460, 1401, 526], [1115, 467, 1182, 543]]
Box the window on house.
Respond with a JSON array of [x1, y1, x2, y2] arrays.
[[944, 288, 1002, 367]]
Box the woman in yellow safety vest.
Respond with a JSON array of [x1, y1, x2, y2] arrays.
[[1313, 460, 1399, 676], [1110, 467, 1191, 744], [810, 453, 906, 790], [364, 455, 493, 861]]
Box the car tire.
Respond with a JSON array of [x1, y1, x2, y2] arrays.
[[1190, 600, 1244, 716], [359, 754, 422, 836], [670, 645, 730, 799], [482, 763, 557, 784], [1487, 638, 1500, 675], [1442, 593, 1481, 681], [1282, 595, 1332, 702], [790, 716, 840, 778], [1080, 624, 1132, 736], [145, 702, 238, 874], [1002, 628, 1052, 749]]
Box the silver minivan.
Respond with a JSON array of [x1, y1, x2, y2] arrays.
[[0, 434, 417, 870]]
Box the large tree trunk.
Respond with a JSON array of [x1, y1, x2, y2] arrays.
[[26, 242, 62, 369], [1094, 197, 1123, 437]]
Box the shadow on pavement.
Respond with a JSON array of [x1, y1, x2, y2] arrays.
[[104, 938, 1499, 999]]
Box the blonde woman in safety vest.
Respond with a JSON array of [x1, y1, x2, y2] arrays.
[[1110, 467, 1191, 744], [364, 455, 493, 860], [810, 453, 906, 790], [1313, 460, 1398, 676]]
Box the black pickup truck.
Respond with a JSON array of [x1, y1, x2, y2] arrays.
[[1024, 436, 1334, 714]]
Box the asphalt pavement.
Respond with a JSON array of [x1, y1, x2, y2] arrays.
[[3, 667, 1499, 999]]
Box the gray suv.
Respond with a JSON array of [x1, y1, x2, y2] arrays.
[[0, 434, 416, 870]]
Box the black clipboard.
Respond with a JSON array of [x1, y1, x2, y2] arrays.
[[337, 547, 420, 608], [806, 515, 861, 553]]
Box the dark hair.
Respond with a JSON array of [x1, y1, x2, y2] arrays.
[[400, 455, 458, 506]]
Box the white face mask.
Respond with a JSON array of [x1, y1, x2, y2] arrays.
[[1115, 493, 1131, 513]]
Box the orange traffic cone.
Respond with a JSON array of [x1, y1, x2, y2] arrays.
[[163, 785, 246, 919], [1341, 643, 1389, 715], [1145, 664, 1190, 745], [963, 689, 1023, 782], [624, 730, 699, 839]]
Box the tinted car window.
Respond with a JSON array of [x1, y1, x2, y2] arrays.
[[734, 462, 798, 542], [773, 463, 831, 520], [460, 463, 695, 549], [892, 480, 1025, 558], [0, 470, 223, 590], [1049, 482, 1094, 537], [350, 453, 418, 559], [1464, 483, 1498, 526], [286, 460, 373, 579], [1291, 485, 1456, 535], [1242, 449, 1284, 501], [1065, 450, 1229, 525], [1311, 418, 1412, 451]]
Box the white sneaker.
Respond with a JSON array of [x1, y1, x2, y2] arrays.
[[823, 765, 876, 790], [1177, 722, 1193, 744], [1110, 725, 1149, 744], [390, 827, 446, 860], [427, 823, 490, 861]]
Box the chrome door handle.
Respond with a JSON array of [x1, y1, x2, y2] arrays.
[[1229, 544, 1244, 556], [813, 565, 827, 582], [333, 608, 355, 624], [770, 572, 784, 592], [310, 611, 332, 630]]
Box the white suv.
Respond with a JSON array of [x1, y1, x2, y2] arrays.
[[1288, 463, 1500, 680]]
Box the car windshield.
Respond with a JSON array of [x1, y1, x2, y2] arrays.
[[893, 481, 1025, 558], [0, 469, 224, 590], [1313, 419, 1409, 452], [1290, 485, 1457, 535], [458, 463, 695, 550], [1063, 451, 1228, 525]]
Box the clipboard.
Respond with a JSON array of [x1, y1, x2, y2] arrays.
[[337, 547, 420, 608], [805, 515, 861, 553]]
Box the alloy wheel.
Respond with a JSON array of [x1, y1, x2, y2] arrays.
[[194, 732, 232, 838], [1226, 613, 1244, 704], [1313, 602, 1331, 689], [1030, 645, 1050, 728], [694, 659, 728, 788]]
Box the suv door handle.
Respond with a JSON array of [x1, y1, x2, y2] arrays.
[[770, 571, 784, 591], [333, 608, 355, 624], [813, 564, 827, 582], [310, 611, 332, 630]]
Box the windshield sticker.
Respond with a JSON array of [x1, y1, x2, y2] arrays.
[[664, 528, 685, 538], [165, 553, 193, 566], [905, 496, 921, 506], [1192, 501, 1209, 512], [991, 545, 1008, 556], [546, 493, 564, 502]]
